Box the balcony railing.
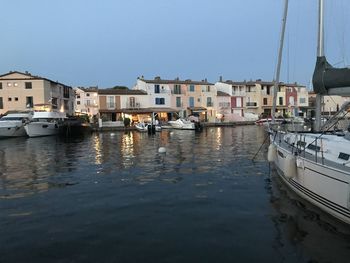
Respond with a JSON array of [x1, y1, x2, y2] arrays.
[[246, 102, 258, 107], [126, 102, 141, 109]]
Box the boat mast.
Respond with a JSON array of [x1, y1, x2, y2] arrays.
[[272, 0, 289, 123], [315, 0, 324, 131]]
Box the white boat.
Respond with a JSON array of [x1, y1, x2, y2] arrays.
[[0, 112, 33, 138], [167, 119, 195, 130], [135, 122, 161, 132], [268, 0, 350, 225], [24, 111, 66, 137]]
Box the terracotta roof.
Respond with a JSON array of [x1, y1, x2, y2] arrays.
[[221, 80, 306, 87], [0, 71, 72, 88], [98, 88, 147, 95], [139, 77, 214, 86]]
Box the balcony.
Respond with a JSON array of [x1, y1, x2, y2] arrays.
[[246, 102, 258, 108], [207, 102, 214, 107], [126, 102, 141, 109]]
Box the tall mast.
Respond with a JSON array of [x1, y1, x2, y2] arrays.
[[272, 0, 289, 123], [315, 0, 324, 132]]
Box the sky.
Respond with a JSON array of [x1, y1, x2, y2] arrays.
[[1, 0, 350, 89]]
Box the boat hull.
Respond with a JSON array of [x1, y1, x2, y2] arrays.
[[272, 139, 350, 225], [24, 122, 60, 137], [0, 124, 27, 138]]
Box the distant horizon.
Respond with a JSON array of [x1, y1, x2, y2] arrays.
[[2, 1, 350, 90]]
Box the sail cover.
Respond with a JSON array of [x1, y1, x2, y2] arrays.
[[312, 56, 350, 95]]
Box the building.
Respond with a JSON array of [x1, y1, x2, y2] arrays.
[[134, 76, 216, 122], [0, 71, 74, 115], [215, 78, 309, 119], [74, 87, 99, 117], [98, 88, 149, 127]]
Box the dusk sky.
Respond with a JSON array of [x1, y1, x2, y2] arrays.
[[2, 0, 350, 89]]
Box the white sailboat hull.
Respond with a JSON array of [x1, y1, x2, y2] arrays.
[[271, 134, 350, 225], [24, 122, 60, 137]]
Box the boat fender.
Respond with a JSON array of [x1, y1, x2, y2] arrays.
[[158, 147, 166, 153], [296, 157, 304, 169], [267, 144, 277, 162], [285, 154, 296, 179]]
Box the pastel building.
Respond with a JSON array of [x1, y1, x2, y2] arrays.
[[74, 87, 99, 117], [134, 76, 216, 122], [0, 71, 74, 115], [216, 78, 309, 119]]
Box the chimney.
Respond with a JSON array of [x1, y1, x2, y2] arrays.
[[219, 76, 223, 82]]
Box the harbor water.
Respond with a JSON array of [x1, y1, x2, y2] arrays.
[[0, 126, 349, 263]]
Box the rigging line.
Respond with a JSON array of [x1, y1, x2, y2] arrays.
[[251, 133, 270, 162]]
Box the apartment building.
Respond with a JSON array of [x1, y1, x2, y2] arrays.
[[134, 76, 216, 121], [98, 88, 148, 122], [75, 87, 99, 117], [216, 79, 309, 118], [0, 71, 74, 115]]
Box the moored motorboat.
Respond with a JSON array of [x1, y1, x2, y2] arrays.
[[24, 111, 66, 137], [135, 122, 161, 132], [0, 112, 33, 138], [167, 119, 195, 130]]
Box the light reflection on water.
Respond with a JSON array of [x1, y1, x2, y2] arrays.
[[0, 126, 349, 263]]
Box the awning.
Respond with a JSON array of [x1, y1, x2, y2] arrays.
[[188, 107, 207, 112], [99, 107, 178, 114]]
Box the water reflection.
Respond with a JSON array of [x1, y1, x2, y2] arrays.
[[266, 170, 350, 263], [1, 126, 350, 262]]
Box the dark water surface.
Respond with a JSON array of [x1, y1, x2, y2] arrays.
[[0, 126, 349, 263]]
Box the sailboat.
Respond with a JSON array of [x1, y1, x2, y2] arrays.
[[268, 0, 350, 225]]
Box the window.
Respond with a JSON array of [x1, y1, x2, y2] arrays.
[[279, 97, 283, 105], [86, 93, 90, 97], [207, 97, 213, 107], [77, 95, 81, 99], [176, 97, 181, 107], [77, 101, 81, 105], [0, 97, 3, 109], [52, 98, 58, 109], [15, 97, 18, 101], [189, 97, 194, 107], [7, 82, 12, 87], [63, 86, 70, 98], [86, 100, 91, 106], [8, 97, 12, 102], [300, 98, 306, 104], [129, 97, 136, 108], [14, 82, 18, 87], [154, 84, 160, 93], [26, 96, 33, 108], [107, 96, 115, 108], [189, 85, 195, 92], [64, 100, 69, 110], [263, 98, 268, 105], [247, 86, 256, 92], [197, 98, 201, 102], [206, 86, 210, 92], [338, 152, 350, 161], [0, 83, 2, 89], [25, 82, 32, 89], [174, 84, 181, 94], [155, 98, 165, 105]]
